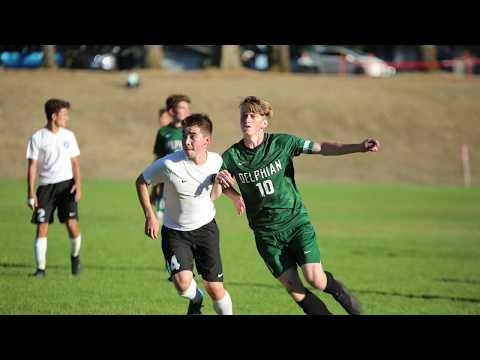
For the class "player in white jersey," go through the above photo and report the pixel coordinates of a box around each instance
[26,99,83,277]
[136,113,244,315]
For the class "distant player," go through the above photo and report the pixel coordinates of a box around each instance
[151,95,191,221]
[215,96,380,315]
[136,113,244,315]
[26,99,83,277]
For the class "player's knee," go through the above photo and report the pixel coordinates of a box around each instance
[37,223,49,237]
[306,273,327,290]
[204,282,225,301]
[174,276,192,294]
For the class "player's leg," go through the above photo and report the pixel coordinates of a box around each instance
[58,179,82,276]
[277,267,331,315]
[302,263,362,315]
[193,219,232,315]
[31,184,55,277]
[32,223,49,276]
[203,281,232,315]
[161,226,204,314]
[254,230,331,315]
[293,222,362,315]
[65,219,81,275]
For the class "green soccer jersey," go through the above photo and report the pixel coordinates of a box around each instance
[221,133,314,235]
[153,124,184,159]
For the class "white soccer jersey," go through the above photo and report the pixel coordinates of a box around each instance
[143,150,222,231]
[26,127,80,186]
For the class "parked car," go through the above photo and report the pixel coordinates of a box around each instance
[240,45,271,71]
[162,45,216,70]
[292,45,396,77]
[0,45,63,68]
[58,45,145,71]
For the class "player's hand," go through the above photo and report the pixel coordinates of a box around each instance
[145,215,160,240]
[234,196,246,215]
[216,170,236,189]
[362,138,380,152]
[27,195,38,210]
[71,183,82,202]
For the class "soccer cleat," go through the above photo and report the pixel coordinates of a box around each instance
[71,255,81,276]
[332,281,363,315]
[187,290,204,315]
[31,269,46,277]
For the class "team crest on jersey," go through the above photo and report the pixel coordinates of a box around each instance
[63,141,70,149]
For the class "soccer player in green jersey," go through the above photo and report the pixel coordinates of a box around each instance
[215,96,380,315]
[151,95,191,221]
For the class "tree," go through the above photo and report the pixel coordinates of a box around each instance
[42,45,57,69]
[145,45,164,69]
[420,45,438,71]
[270,45,290,72]
[221,45,242,70]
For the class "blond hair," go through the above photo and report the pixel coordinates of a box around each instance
[239,96,274,118]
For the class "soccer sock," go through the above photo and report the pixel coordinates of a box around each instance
[296,288,332,315]
[324,271,342,296]
[70,234,82,257]
[213,290,233,315]
[179,279,204,303]
[34,237,47,270]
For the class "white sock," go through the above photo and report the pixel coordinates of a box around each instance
[34,237,47,270]
[179,279,203,303]
[70,234,82,257]
[213,290,233,315]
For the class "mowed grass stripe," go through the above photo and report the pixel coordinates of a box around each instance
[1,180,479,314]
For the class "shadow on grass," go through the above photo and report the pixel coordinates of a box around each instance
[0,262,162,273]
[354,289,480,304]
[229,281,278,290]
[436,278,480,285]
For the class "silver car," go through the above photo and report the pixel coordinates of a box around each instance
[295,45,396,77]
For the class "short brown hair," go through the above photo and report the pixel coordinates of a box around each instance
[183,113,213,135]
[166,94,191,111]
[239,96,273,118]
[45,98,70,121]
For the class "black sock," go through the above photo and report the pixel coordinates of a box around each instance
[297,289,332,315]
[324,271,342,296]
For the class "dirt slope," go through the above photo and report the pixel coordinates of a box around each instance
[1,68,479,185]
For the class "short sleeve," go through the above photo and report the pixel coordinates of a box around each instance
[69,133,81,158]
[142,158,167,186]
[26,135,39,160]
[212,153,223,173]
[279,134,314,157]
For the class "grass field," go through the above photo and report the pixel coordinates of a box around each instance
[1,180,479,315]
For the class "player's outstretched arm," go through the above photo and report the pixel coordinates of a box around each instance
[135,174,159,240]
[312,138,380,156]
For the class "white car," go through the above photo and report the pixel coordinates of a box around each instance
[295,45,396,77]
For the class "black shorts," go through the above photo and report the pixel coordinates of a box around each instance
[161,219,223,283]
[31,179,79,225]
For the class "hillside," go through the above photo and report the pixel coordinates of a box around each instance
[1,68,479,185]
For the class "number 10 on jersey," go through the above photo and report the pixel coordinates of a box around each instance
[255,180,275,197]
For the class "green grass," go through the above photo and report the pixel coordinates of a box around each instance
[1,179,480,315]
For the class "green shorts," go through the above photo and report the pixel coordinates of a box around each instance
[254,222,321,278]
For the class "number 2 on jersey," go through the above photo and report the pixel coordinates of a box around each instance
[255,180,275,197]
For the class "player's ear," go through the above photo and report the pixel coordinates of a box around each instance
[263,118,269,129]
